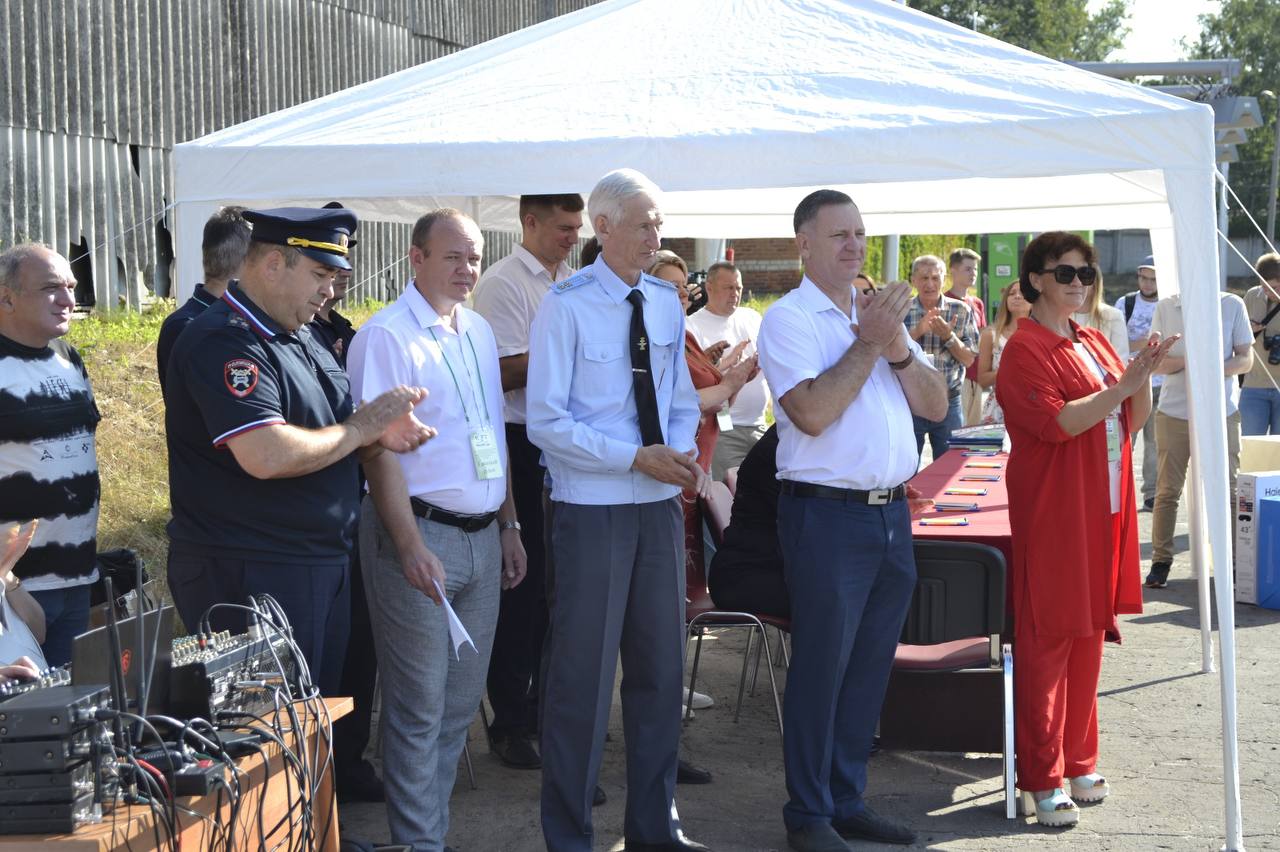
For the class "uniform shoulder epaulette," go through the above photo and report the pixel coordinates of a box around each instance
[642,271,676,290]
[551,268,594,295]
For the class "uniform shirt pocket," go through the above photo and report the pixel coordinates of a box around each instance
[580,341,628,397]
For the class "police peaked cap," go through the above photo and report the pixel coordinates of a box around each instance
[243,206,358,270]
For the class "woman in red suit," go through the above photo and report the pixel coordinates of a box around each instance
[996,232,1176,827]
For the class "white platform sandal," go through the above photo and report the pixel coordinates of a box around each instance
[1068,773,1110,803]
[1018,788,1080,827]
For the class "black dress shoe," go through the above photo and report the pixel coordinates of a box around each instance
[336,761,386,803]
[677,758,712,784]
[832,807,916,845]
[490,733,541,769]
[623,831,710,851]
[786,822,850,852]
[593,785,607,806]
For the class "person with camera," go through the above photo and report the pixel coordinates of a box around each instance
[1143,289,1252,589]
[1241,252,1280,436]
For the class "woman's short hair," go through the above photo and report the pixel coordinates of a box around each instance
[1018,231,1097,303]
[650,249,688,281]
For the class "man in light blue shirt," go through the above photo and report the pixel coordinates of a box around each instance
[527,169,708,852]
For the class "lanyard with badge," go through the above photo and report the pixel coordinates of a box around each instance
[428,327,503,480]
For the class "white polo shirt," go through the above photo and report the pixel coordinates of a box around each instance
[758,276,932,490]
[348,283,507,515]
[471,244,573,425]
[1151,292,1252,420]
[686,306,770,428]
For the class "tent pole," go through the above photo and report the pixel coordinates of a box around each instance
[1185,450,1215,673]
[1218,163,1231,291]
[882,234,900,283]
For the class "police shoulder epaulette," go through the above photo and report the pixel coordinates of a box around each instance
[551,269,594,294]
[642,272,676,290]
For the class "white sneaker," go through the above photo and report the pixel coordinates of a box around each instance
[683,687,714,710]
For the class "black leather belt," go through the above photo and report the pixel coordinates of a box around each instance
[410,497,497,533]
[779,480,906,505]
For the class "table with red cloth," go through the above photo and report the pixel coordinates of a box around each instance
[909,449,1012,573]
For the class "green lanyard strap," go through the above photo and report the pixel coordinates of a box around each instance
[427,326,490,426]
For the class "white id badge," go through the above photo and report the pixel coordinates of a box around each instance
[716,405,734,432]
[470,425,503,480]
[1104,414,1122,463]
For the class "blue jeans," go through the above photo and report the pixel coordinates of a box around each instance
[778,493,916,830]
[913,394,964,458]
[29,584,92,668]
[1240,387,1280,436]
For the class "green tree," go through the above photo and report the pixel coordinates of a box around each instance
[908,0,1130,62]
[1191,0,1280,237]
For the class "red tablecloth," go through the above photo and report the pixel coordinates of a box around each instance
[909,450,1013,573]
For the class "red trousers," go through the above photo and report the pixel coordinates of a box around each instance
[1013,629,1105,791]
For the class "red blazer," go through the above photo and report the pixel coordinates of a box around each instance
[684,331,722,474]
[996,318,1143,640]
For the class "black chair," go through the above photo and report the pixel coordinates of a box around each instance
[878,540,1015,818]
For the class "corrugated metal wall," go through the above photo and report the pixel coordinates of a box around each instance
[0,0,602,310]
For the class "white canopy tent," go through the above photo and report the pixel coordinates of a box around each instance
[170,0,1243,845]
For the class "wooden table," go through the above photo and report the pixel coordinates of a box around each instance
[0,696,351,852]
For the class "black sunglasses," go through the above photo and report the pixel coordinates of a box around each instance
[1042,264,1098,286]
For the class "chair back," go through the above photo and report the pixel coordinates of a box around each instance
[901,540,1006,645]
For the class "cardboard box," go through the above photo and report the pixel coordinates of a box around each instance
[1255,497,1280,611]
[1235,471,1280,605]
[1240,436,1280,474]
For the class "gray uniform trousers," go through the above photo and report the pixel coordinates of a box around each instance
[540,497,686,851]
[360,496,500,852]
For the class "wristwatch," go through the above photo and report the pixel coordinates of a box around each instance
[499,520,522,533]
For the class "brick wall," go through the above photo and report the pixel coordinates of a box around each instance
[661,237,802,295]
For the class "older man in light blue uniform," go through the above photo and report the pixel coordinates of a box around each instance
[528,169,709,852]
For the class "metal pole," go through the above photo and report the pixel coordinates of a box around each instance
[1268,99,1280,243]
[883,235,900,283]
[1186,451,1215,673]
[1220,162,1232,290]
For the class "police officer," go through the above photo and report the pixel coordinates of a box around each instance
[309,202,358,368]
[528,170,709,852]
[163,206,433,694]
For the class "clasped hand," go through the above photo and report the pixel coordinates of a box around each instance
[854,280,913,361]
[632,445,709,497]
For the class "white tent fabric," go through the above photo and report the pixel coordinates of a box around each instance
[170,0,1242,845]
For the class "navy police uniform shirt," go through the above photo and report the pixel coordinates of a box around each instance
[156,283,218,392]
[308,308,356,369]
[163,281,359,564]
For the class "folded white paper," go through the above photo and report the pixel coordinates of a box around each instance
[433,579,477,659]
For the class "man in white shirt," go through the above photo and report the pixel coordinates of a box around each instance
[527,170,707,852]
[1116,256,1162,509]
[471,193,583,770]
[686,262,770,479]
[348,209,527,852]
[1144,291,1252,589]
[758,190,947,852]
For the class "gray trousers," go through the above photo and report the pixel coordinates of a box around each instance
[710,422,767,481]
[540,497,686,851]
[360,497,500,852]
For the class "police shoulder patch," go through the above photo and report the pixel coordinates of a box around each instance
[642,271,676,290]
[552,269,594,295]
[224,358,260,398]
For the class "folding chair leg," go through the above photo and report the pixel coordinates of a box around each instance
[686,627,706,721]
[748,627,765,697]
[1002,643,1016,819]
[462,736,477,790]
[756,621,784,740]
[733,627,756,722]
[778,626,791,669]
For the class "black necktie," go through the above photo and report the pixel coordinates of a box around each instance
[626,288,665,446]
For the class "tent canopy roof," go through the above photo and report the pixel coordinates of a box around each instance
[173,0,1214,237]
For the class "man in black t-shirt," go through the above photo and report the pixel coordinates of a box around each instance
[156,206,250,391]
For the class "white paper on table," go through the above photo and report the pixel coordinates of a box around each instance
[433,579,477,659]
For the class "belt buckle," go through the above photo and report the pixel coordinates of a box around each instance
[867,489,891,505]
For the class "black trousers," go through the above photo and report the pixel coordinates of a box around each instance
[485,422,549,736]
[333,546,378,773]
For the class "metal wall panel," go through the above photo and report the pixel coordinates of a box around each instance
[2,0,605,309]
